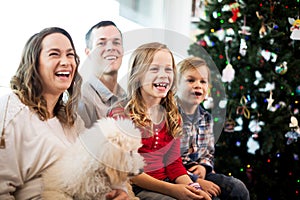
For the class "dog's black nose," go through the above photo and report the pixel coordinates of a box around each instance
[128,168,144,177]
[138,168,144,174]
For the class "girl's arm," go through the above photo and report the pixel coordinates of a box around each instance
[165,138,189,181]
[131,172,176,195]
[131,173,210,200]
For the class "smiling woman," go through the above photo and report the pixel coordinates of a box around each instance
[0,26,131,200]
[0,27,83,199]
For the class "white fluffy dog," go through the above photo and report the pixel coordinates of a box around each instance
[42,117,144,200]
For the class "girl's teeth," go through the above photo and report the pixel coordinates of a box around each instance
[154,83,167,88]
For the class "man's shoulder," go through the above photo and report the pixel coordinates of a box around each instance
[80,81,103,102]
[116,84,126,97]
[80,81,93,96]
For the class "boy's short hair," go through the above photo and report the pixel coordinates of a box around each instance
[177,56,211,83]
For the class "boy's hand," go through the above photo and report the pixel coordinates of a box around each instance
[188,164,206,179]
[197,179,221,197]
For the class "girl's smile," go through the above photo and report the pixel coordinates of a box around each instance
[140,49,174,106]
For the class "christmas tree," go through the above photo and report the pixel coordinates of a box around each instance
[188,0,300,199]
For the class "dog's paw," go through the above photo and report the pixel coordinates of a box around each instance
[126,181,140,200]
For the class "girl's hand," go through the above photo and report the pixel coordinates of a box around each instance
[170,184,211,200]
[197,179,221,197]
[188,165,206,179]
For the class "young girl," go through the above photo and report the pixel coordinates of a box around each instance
[108,42,210,200]
[176,56,250,200]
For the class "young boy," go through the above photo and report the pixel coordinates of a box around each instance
[176,57,250,200]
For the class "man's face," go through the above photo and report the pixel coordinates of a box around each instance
[87,25,123,75]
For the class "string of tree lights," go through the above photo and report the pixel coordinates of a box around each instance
[189,0,300,199]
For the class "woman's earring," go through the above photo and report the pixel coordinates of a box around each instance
[62,90,69,104]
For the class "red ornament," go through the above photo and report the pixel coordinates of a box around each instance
[228,2,241,23]
[198,39,207,47]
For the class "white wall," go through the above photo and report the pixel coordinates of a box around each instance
[0,0,142,94]
[0,0,193,96]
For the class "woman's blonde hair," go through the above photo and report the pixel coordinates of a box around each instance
[10,27,82,127]
[125,42,182,137]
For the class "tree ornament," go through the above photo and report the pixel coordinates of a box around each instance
[296,85,300,95]
[239,38,247,56]
[251,101,258,109]
[225,28,235,43]
[228,2,241,23]
[266,90,275,111]
[213,28,225,41]
[275,61,288,75]
[197,39,207,47]
[288,17,300,40]
[234,117,243,131]
[285,116,300,145]
[267,19,279,31]
[261,49,277,62]
[238,26,251,35]
[238,15,251,36]
[259,81,275,92]
[256,11,267,38]
[222,63,235,83]
[253,70,263,86]
[248,119,265,133]
[294,108,299,115]
[203,35,213,47]
[236,96,250,119]
[247,136,260,154]
[290,116,299,128]
[266,0,278,32]
[224,118,235,132]
[222,46,235,83]
[261,49,271,61]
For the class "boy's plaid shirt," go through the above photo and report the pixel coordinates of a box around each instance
[178,105,215,172]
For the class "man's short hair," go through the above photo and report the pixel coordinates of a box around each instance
[85,20,122,49]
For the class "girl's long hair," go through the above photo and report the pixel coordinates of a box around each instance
[125,42,182,138]
[10,27,82,127]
